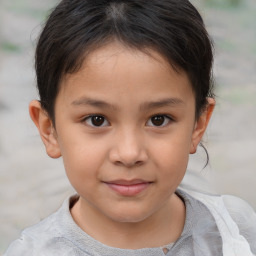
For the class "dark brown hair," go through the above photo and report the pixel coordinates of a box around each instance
[36,0,214,122]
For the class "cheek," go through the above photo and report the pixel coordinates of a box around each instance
[151,134,191,167]
[58,134,107,186]
[149,133,191,184]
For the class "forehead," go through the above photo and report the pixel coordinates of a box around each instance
[59,42,194,108]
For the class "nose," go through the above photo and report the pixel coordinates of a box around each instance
[109,128,148,167]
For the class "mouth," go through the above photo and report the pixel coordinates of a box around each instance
[103,179,153,196]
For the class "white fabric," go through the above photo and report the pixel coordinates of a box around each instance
[183,188,256,256]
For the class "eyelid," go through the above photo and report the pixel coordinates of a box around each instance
[82,114,110,127]
[146,114,174,127]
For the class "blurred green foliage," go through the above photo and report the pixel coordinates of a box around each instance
[0,42,21,53]
[2,0,54,20]
[205,0,242,8]
[221,87,256,105]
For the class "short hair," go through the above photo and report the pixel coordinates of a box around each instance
[35,0,214,122]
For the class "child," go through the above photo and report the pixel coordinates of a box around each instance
[4,0,256,255]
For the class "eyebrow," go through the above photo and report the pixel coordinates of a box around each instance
[140,98,185,111]
[71,97,184,111]
[71,97,118,110]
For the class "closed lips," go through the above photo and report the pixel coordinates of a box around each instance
[104,180,152,196]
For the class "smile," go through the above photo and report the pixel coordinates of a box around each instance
[104,180,152,196]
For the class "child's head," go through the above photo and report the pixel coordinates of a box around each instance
[30,0,215,229]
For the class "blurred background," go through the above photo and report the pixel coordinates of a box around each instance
[0,0,255,254]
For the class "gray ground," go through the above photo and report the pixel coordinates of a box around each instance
[0,0,255,254]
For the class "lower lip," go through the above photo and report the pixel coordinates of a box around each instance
[105,182,151,196]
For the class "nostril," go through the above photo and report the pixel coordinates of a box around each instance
[114,160,144,168]
[134,160,144,167]
[114,160,123,166]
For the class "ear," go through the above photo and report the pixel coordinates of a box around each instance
[29,100,61,158]
[190,98,215,154]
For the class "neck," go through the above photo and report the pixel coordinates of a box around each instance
[71,193,185,249]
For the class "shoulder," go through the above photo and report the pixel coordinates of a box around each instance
[181,188,256,227]
[4,209,61,256]
[221,194,256,253]
[195,192,256,231]
[221,194,256,224]
[4,196,81,256]
[180,188,256,254]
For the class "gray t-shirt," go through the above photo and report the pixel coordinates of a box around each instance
[4,190,223,256]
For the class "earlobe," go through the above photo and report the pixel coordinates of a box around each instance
[190,98,215,154]
[29,100,61,159]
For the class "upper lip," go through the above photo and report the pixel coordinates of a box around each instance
[104,179,152,185]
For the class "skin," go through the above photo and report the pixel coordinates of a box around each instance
[30,42,215,249]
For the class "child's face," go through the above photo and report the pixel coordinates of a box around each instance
[31,43,212,224]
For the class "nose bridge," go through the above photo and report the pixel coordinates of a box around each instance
[121,126,141,152]
[110,125,147,166]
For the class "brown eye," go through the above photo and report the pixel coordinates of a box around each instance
[151,116,165,126]
[92,116,105,126]
[146,115,171,127]
[84,115,109,127]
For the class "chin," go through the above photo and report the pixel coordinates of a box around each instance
[106,207,152,224]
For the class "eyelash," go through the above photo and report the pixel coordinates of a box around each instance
[82,114,173,128]
[82,115,110,128]
[146,114,173,127]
